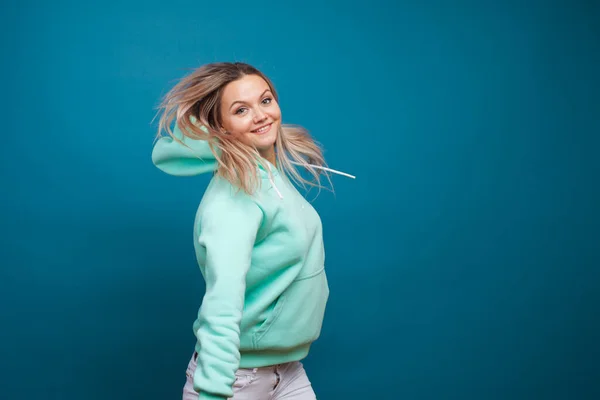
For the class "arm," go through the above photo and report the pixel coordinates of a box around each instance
[192,188,263,400]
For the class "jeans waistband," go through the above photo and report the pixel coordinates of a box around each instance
[193,351,290,373]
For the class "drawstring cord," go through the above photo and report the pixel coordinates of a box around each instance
[295,162,356,180]
[266,161,355,200]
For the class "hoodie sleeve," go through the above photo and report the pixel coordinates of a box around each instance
[151,124,218,176]
[193,181,263,400]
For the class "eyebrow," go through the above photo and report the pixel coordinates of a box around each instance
[229,89,272,111]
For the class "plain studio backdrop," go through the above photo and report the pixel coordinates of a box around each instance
[1,0,599,399]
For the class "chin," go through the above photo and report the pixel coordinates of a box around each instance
[254,137,277,151]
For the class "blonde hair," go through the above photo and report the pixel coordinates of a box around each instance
[154,62,332,195]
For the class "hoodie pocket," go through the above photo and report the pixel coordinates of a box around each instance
[252,268,329,349]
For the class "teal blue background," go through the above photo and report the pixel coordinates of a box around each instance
[1,0,599,398]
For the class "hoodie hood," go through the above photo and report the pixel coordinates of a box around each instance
[151,124,218,176]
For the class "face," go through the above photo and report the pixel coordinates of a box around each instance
[219,74,281,158]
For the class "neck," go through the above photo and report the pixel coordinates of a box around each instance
[259,146,276,166]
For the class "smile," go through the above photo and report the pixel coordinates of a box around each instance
[251,123,272,134]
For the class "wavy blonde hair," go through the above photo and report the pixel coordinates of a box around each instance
[154,62,332,195]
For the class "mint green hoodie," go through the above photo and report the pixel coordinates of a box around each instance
[152,125,349,400]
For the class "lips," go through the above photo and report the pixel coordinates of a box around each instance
[251,123,272,134]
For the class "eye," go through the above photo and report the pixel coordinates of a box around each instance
[262,97,272,105]
[235,107,247,115]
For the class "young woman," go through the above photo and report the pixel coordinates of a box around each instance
[151,62,353,400]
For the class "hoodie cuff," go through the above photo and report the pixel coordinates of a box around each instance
[198,392,228,400]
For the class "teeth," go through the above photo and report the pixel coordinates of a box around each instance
[253,124,270,133]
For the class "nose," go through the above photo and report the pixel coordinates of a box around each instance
[253,109,267,123]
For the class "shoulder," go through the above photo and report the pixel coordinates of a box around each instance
[198,175,264,221]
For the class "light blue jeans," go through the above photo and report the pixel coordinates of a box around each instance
[182,351,317,399]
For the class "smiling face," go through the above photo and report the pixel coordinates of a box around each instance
[219,74,281,162]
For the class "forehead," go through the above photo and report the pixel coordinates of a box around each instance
[221,74,271,104]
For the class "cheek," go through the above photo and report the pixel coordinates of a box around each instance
[225,116,252,135]
[270,105,282,120]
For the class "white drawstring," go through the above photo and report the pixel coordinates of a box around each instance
[266,161,355,200]
[307,164,356,179]
[266,163,284,199]
[290,161,356,179]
